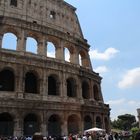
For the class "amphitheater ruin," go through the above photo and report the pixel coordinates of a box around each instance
[0,0,110,137]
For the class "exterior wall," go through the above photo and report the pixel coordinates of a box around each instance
[0,0,110,136]
[137,109,140,128]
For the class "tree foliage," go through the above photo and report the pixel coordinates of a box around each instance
[111,114,137,130]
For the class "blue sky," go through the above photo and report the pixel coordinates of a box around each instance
[65,0,140,120]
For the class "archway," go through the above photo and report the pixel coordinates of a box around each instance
[48,115,61,137]
[93,85,100,101]
[67,78,76,97]
[26,37,38,54]
[84,116,92,130]
[96,116,102,128]
[2,32,17,50]
[0,113,14,136]
[82,81,89,99]
[68,115,79,134]
[48,75,59,96]
[25,72,38,93]
[24,113,39,136]
[0,69,15,91]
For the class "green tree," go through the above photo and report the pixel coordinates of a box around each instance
[111,114,136,130]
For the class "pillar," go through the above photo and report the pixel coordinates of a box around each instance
[17,30,26,52]
[70,51,79,65]
[61,120,68,136]
[16,66,24,99]
[0,33,3,48]
[14,118,23,137]
[55,40,64,61]
[37,36,46,56]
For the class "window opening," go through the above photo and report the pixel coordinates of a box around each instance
[26,37,37,54]
[47,42,56,58]
[2,33,17,50]
[64,48,70,62]
[10,0,17,7]
[50,11,56,19]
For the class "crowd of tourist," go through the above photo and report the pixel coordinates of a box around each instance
[0,130,135,140]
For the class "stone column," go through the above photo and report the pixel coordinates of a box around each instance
[14,118,23,137]
[70,51,79,65]
[55,40,64,61]
[40,111,47,136]
[17,30,26,52]
[0,33,3,48]
[37,36,46,56]
[92,113,96,127]
[16,66,24,99]
[42,70,48,100]
[77,79,82,100]
[61,120,68,136]
[61,72,67,98]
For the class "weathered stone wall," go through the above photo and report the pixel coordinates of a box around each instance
[0,0,110,136]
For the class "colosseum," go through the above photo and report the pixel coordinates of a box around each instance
[0,0,110,137]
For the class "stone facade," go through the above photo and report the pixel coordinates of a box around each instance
[137,109,140,128]
[0,0,110,137]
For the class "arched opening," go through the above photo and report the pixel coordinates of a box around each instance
[93,85,100,101]
[68,115,79,134]
[2,33,17,50]
[96,116,102,128]
[79,54,82,66]
[84,116,92,130]
[24,114,39,136]
[0,69,15,91]
[48,75,59,96]
[0,113,14,136]
[67,78,76,97]
[47,42,56,58]
[25,72,38,93]
[64,48,70,62]
[48,115,61,137]
[79,51,89,67]
[10,0,17,7]
[26,37,38,54]
[82,81,89,99]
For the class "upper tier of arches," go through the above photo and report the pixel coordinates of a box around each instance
[0,31,92,69]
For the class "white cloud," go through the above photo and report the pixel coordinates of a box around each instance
[89,47,119,60]
[106,98,139,120]
[94,66,109,73]
[118,67,140,89]
[106,98,125,105]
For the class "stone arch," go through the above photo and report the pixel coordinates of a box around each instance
[25,71,39,94]
[64,43,75,63]
[82,80,90,99]
[96,116,102,128]
[26,37,38,54]
[84,115,92,130]
[79,50,89,67]
[0,68,15,91]
[48,114,62,137]
[47,42,56,58]
[2,32,17,50]
[24,113,40,136]
[66,77,77,97]
[48,74,60,96]
[0,112,14,136]
[93,84,100,101]
[64,47,70,62]
[67,114,80,134]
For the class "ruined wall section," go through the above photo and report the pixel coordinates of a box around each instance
[0,0,83,40]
